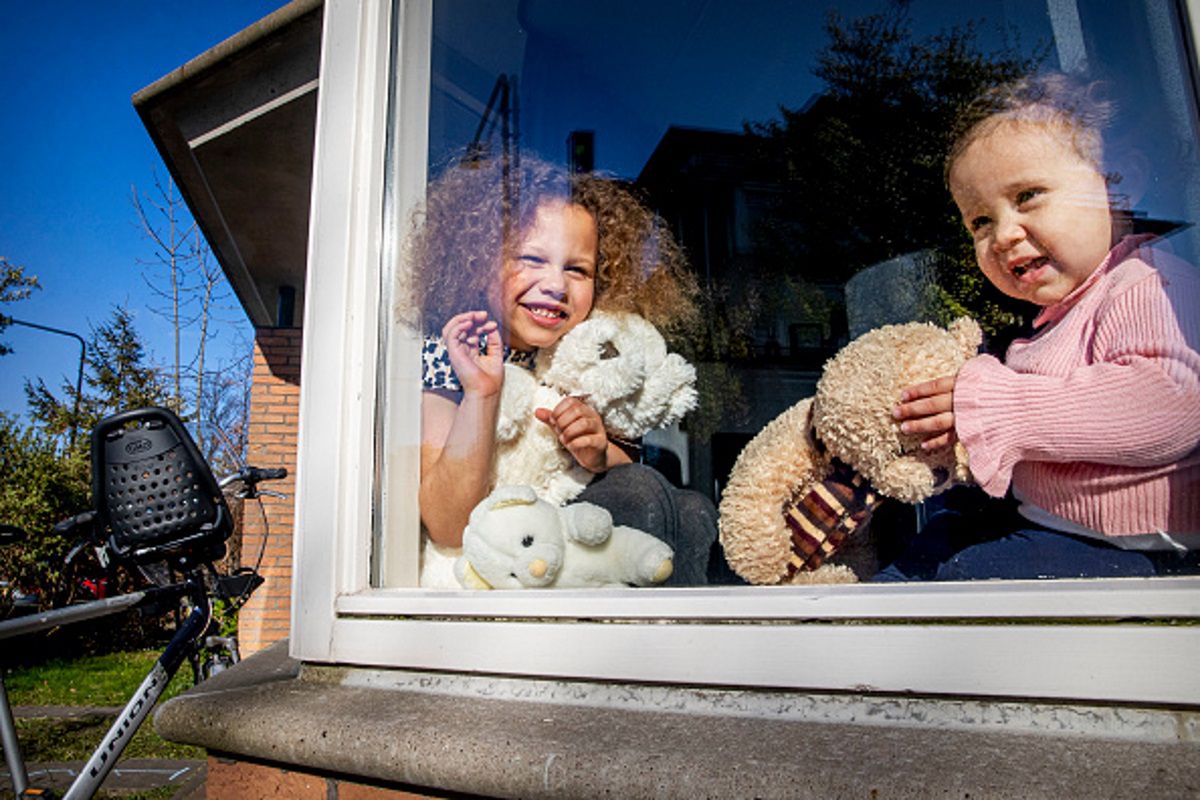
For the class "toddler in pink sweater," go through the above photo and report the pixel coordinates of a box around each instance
[877,73,1200,581]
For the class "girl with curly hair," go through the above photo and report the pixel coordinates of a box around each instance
[410,152,729,586]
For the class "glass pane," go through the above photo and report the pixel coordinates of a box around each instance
[410,0,1200,587]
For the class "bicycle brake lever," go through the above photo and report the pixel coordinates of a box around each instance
[237,488,288,500]
[65,540,89,565]
[54,510,99,542]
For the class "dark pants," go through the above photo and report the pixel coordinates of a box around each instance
[873,488,1199,582]
[575,463,741,586]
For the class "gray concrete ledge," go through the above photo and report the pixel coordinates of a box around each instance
[155,642,1200,799]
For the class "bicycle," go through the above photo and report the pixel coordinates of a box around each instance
[0,406,286,799]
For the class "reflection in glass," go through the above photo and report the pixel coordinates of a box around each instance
[422,0,1200,583]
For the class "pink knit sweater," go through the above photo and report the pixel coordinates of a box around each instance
[954,235,1200,536]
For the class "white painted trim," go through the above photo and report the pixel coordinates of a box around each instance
[291,0,394,660]
[324,617,1200,707]
[330,578,1200,704]
[376,0,431,588]
[335,576,1200,620]
[186,79,320,149]
[292,0,1200,708]
[1190,0,1200,73]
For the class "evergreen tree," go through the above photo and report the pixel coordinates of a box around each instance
[4,309,169,647]
[745,6,1047,338]
[25,306,168,451]
[0,412,90,616]
[0,256,40,355]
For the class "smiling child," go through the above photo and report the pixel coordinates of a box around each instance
[878,73,1200,581]
[409,152,729,586]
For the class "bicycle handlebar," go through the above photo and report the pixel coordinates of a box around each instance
[218,466,288,500]
[218,466,287,489]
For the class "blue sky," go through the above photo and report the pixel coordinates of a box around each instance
[0,1,289,419]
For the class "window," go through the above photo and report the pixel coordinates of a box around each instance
[291,0,1200,706]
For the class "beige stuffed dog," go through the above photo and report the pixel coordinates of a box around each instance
[493,308,697,505]
[718,318,982,585]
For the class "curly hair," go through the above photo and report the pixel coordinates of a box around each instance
[405,151,697,338]
[945,72,1115,184]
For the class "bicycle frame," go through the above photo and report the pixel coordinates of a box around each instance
[0,573,209,799]
[1,407,284,798]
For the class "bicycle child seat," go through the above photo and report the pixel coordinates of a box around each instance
[91,406,232,565]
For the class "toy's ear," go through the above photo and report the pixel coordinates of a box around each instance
[468,486,538,532]
[948,317,983,360]
[562,502,613,546]
[638,355,698,428]
[487,485,539,510]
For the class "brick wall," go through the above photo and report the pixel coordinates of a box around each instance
[237,327,302,656]
[205,756,442,799]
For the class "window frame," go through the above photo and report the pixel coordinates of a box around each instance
[290,0,1200,708]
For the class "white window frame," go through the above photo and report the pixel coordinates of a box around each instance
[291,0,1200,708]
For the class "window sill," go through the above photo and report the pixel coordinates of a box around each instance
[155,640,1200,798]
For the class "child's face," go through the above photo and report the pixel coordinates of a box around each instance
[491,201,597,351]
[949,121,1114,306]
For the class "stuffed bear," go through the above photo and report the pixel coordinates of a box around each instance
[420,310,697,587]
[454,486,675,589]
[718,318,982,585]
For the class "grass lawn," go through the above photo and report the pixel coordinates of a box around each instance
[2,650,204,766]
[4,650,194,708]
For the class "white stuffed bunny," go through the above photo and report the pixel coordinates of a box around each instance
[454,486,674,589]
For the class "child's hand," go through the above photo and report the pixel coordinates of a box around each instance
[892,375,958,450]
[443,311,503,397]
[535,396,609,473]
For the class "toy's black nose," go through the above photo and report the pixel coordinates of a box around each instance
[599,341,619,360]
[932,467,950,487]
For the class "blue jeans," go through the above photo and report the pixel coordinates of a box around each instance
[873,490,1199,582]
[575,463,741,586]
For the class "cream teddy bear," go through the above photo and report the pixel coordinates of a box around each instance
[718,318,982,585]
[420,310,697,587]
[455,486,674,589]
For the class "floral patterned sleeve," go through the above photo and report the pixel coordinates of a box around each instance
[421,335,462,392]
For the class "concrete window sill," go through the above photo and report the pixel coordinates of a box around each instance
[154,641,1200,798]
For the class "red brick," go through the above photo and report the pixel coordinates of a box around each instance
[205,757,326,799]
[337,780,446,799]
[238,327,303,656]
